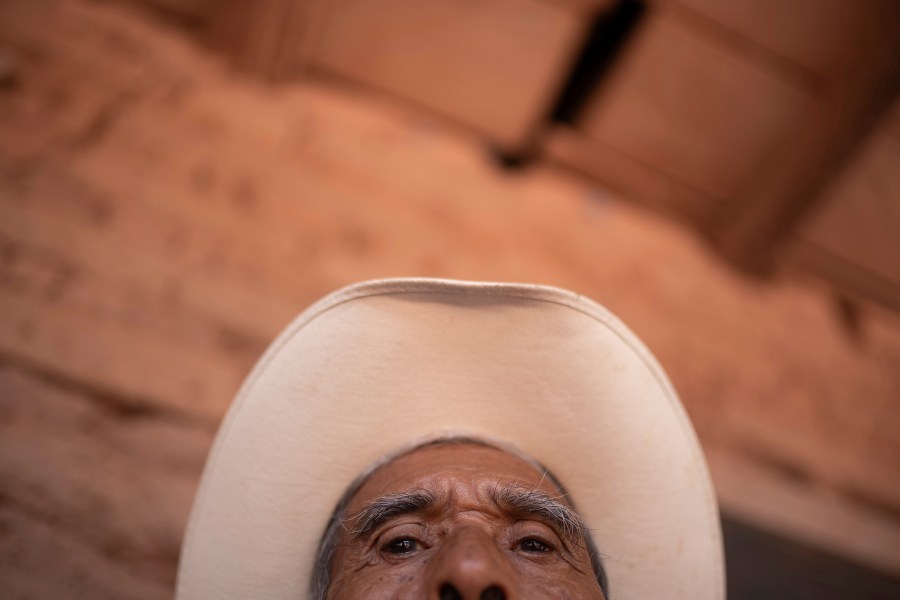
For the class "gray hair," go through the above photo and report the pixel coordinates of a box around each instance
[309,436,608,599]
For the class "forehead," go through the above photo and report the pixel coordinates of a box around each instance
[347,443,559,510]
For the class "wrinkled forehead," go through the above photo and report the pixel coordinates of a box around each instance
[344,440,566,514]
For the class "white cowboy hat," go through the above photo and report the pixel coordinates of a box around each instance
[177,278,725,599]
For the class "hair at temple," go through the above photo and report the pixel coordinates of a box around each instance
[309,436,608,599]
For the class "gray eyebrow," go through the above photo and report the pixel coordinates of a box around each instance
[344,489,438,540]
[342,484,590,549]
[490,483,589,548]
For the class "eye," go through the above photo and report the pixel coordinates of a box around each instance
[382,536,421,555]
[517,537,554,554]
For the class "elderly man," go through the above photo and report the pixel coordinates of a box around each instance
[313,437,608,599]
[177,279,724,599]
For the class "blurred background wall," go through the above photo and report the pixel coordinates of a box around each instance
[1,0,899,597]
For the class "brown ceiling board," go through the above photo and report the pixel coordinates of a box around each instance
[310,0,585,151]
[538,0,616,17]
[802,133,900,288]
[786,113,900,310]
[545,125,717,227]
[662,0,884,83]
[142,0,217,22]
[206,0,313,79]
[709,3,900,271]
[575,7,817,216]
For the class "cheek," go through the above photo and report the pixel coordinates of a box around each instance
[513,562,605,600]
[521,580,605,600]
[328,556,429,600]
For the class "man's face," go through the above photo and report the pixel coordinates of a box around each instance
[327,443,606,599]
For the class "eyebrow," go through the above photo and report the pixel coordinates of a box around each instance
[345,489,438,540]
[490,483,589,548]
[344,484,589,548]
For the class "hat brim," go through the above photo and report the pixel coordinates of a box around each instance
[177,278,724,599]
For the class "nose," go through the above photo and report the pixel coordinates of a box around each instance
[428,526,513,600]
[439,583,505,600]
